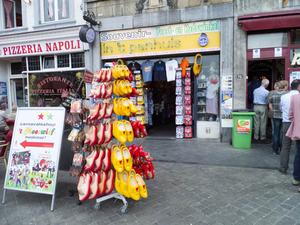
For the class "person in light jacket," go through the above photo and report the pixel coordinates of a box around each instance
[286,81,300,191]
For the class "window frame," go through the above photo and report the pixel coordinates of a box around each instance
[40,0,70,24]
[1,0,24,29]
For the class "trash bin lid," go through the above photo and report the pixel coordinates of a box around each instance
[231,109,254,112]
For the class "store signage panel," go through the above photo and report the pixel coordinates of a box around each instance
[0,38,83,58]
[274,47,282,57]
[253,49,260,58]
[100,20,220,42]
[3,108,65,210]
[101,32,220,59]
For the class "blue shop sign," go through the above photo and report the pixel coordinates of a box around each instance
[198,33,209,47]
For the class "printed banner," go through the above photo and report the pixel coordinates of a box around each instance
[4,108,65,195]
[237,119,251,134]
[101,20,220,59]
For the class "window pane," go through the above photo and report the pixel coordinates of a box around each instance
[44,0,56,22]
[290,49,300,69]
[58,0,69,20]
[71,53,85,68]
[291,29,300,46]
[15,0,22,26]
[43,56,55,69]
[248,33,288,49]
[22,57,27,71]
[11,62,23,74]
[28,56,41,71]
[3,0,15,28]
[57,54,70,68]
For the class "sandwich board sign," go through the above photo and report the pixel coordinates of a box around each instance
[2,107,65,211]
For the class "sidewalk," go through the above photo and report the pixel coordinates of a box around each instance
[0,139,299,225]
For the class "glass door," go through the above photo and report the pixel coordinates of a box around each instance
[10,77,28,107]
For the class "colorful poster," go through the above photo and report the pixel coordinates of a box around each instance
[237,119,250,134]
[3,108,65,195]
[0,82,8,107]
[221,90,233,127]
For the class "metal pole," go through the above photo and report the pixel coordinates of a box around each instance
[51,194,55,211]
[2,189,6,204]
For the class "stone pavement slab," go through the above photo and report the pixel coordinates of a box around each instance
[0,139,299,225]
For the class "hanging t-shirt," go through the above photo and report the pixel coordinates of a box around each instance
[180,58,189,77]
[127,62,141,72]
[165,59,178,82]
[142,61,154,82]
[153,61,166,81]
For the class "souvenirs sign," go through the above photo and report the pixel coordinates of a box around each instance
[2,107,65,211]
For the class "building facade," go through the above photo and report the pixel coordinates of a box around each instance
[0,0,91,111]
[87,0,234,141]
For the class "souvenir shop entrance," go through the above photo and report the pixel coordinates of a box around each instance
[102,52,220,139]
[100,20,221,139]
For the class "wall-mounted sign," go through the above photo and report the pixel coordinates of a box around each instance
[198,33,209,47]
[275,47,282,57]
[101,20,220,59]
[83,69,94,84]
[253,49,260,58]
[0,38,83,58]
[237,74,243,79]
[79,26,96,44]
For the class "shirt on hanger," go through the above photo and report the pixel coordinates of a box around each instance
[153,61,166,81]
[142,61,154,82]
[180,58,189,77]
[165,59,178,82]
[127,62,141,72]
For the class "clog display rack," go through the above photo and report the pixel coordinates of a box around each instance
[67,63,155,214]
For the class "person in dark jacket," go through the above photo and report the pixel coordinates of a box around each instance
[248,76,261,109]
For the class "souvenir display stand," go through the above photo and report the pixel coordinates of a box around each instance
[66,63,154,214]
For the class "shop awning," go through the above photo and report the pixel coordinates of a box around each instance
[238,9,300,31]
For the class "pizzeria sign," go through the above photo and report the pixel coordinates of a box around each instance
[0,38,83,58]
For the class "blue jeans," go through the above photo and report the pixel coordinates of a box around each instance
[293,140,300,185]
[272,118,282,153]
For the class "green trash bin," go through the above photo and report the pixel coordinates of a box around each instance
[231,109,256,149]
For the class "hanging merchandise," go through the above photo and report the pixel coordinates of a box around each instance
[165,59,179,82]
[128,61,142,73]
[141,60,154,82]
[180,57,189,78]
[193,54,203,76]
[153,60,167,81]
[64,62,154,214]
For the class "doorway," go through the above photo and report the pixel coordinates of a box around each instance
[10,78,28,107]
[248,59,285,103]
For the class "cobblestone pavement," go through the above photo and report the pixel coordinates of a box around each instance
[1,139,300,225]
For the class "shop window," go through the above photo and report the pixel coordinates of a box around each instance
[43,56,55,69]
[11,62,23,74]
[57,54,69,68]
[196,54,220,122]
[247,32,288,49]
[2,0,22,29]
[22,57,27,71]
[71,53,85,68]
[28,56,41,71]
[41,0,69,23]
[290,49,300,68]
[291,29,300,45]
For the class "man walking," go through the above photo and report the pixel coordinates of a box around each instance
[279,79,300,174]
[269,80,288,154]
[285,82,300,191]
[253,79,269,141]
